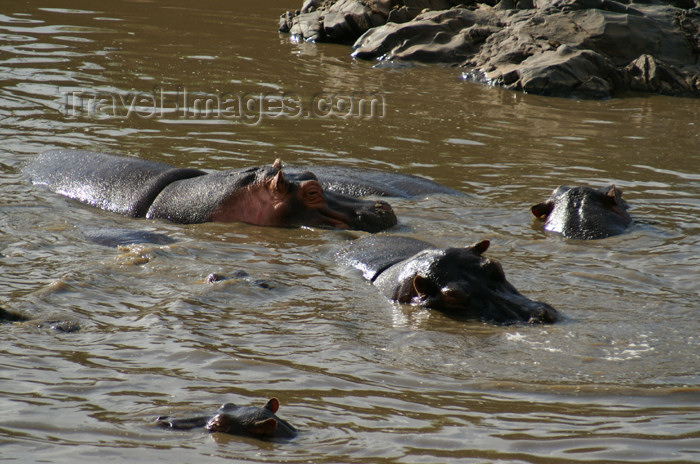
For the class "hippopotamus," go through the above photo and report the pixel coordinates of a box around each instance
[531,185,632,240]
[0,307,80,332]
[284,165,465,198]
[0,307,30,323]
[24,150,397,232]
[81,227,176,247]
[337,236,559,324]
[157,398,297,440]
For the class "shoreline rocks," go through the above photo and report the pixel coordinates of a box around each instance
[279,0,700,98]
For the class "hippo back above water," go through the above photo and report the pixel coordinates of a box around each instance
[338,235,559,325]
[531,185,631,240]
[284,165,465,198]
[24,150,397,232]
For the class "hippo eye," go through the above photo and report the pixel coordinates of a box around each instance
[301,181,326,206]
[306,186,322,199]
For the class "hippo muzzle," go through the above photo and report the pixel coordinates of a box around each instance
[281,169,397,232]
[413,270,559,324]
[321,191,397,233]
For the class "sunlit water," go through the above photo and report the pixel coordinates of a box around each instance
[1,1,698,462]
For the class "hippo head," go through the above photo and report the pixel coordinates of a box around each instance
[377,240,559,324]
[156,397,297,439]
[206,398,280,438]
[215,160,396,232]
[531,185,631,239]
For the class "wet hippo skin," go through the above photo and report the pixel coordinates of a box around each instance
[338,235,560,324]
[532,185,632,240]
[284,165,465,198]
[24,150,397,232]
[157,398,297,440]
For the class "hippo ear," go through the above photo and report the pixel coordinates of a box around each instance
[265,398,280,414]
[531,201,553,218]
[468,239,490,256]
[270,170,289,196]
[603,185,624,206]
[252,418,278,437]
[413,275,438,298]
[272,159,283,170]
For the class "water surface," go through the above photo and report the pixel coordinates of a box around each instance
[1,1,698,462]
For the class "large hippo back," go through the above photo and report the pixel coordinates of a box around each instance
[24,150,206,217]
[146,167,275,224]
[285,165,464,198]
[337,235,433,280]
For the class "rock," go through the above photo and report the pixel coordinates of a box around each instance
[353,8,500,61]
[302,0,325,13]
[387,6,416,22]
[279,0,466,42]
[367,0,396,16]
[280,0,700,98]
[288,10,324,42]
[513,46,618,98]
[624,54,700,96]
[324,0,386,42]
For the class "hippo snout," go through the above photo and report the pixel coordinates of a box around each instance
[351,200,397,233]
[493,291,561,325]
[323,192,397,233]
[524,300,560,324]
[418,281,560,324]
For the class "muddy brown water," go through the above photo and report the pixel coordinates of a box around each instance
[1,1,698,462]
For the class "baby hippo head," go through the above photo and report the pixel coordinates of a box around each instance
[206,398,297,439]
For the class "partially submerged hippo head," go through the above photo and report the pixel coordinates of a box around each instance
[340,236,559,324]
[211,160,397,232]
[206,398,297,439]
[375,240,559,324]
[531,185,631,240]
[157,398,297,440]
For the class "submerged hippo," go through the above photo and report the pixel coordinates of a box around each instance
[157,398,297,440]
[0,307,80,332]
[338,236,559,324]
[0,307,29,323]
[531,185,631,240]
[81,227,176,247]
[24,150,397,232]
[284,164,465,198]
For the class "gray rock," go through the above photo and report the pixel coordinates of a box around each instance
[513,46,618,98]
[353,8,501,62]
[289,10,324,42]
[280,0,700,98]
[324,0,385,42]
[624,53,700,96]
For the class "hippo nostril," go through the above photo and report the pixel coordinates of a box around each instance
[206,414,232,433]
[536,304,560,324]
[376,201,392,211]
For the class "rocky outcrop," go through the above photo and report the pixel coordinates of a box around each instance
[279,0,700,98]
[279,1,467,43]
